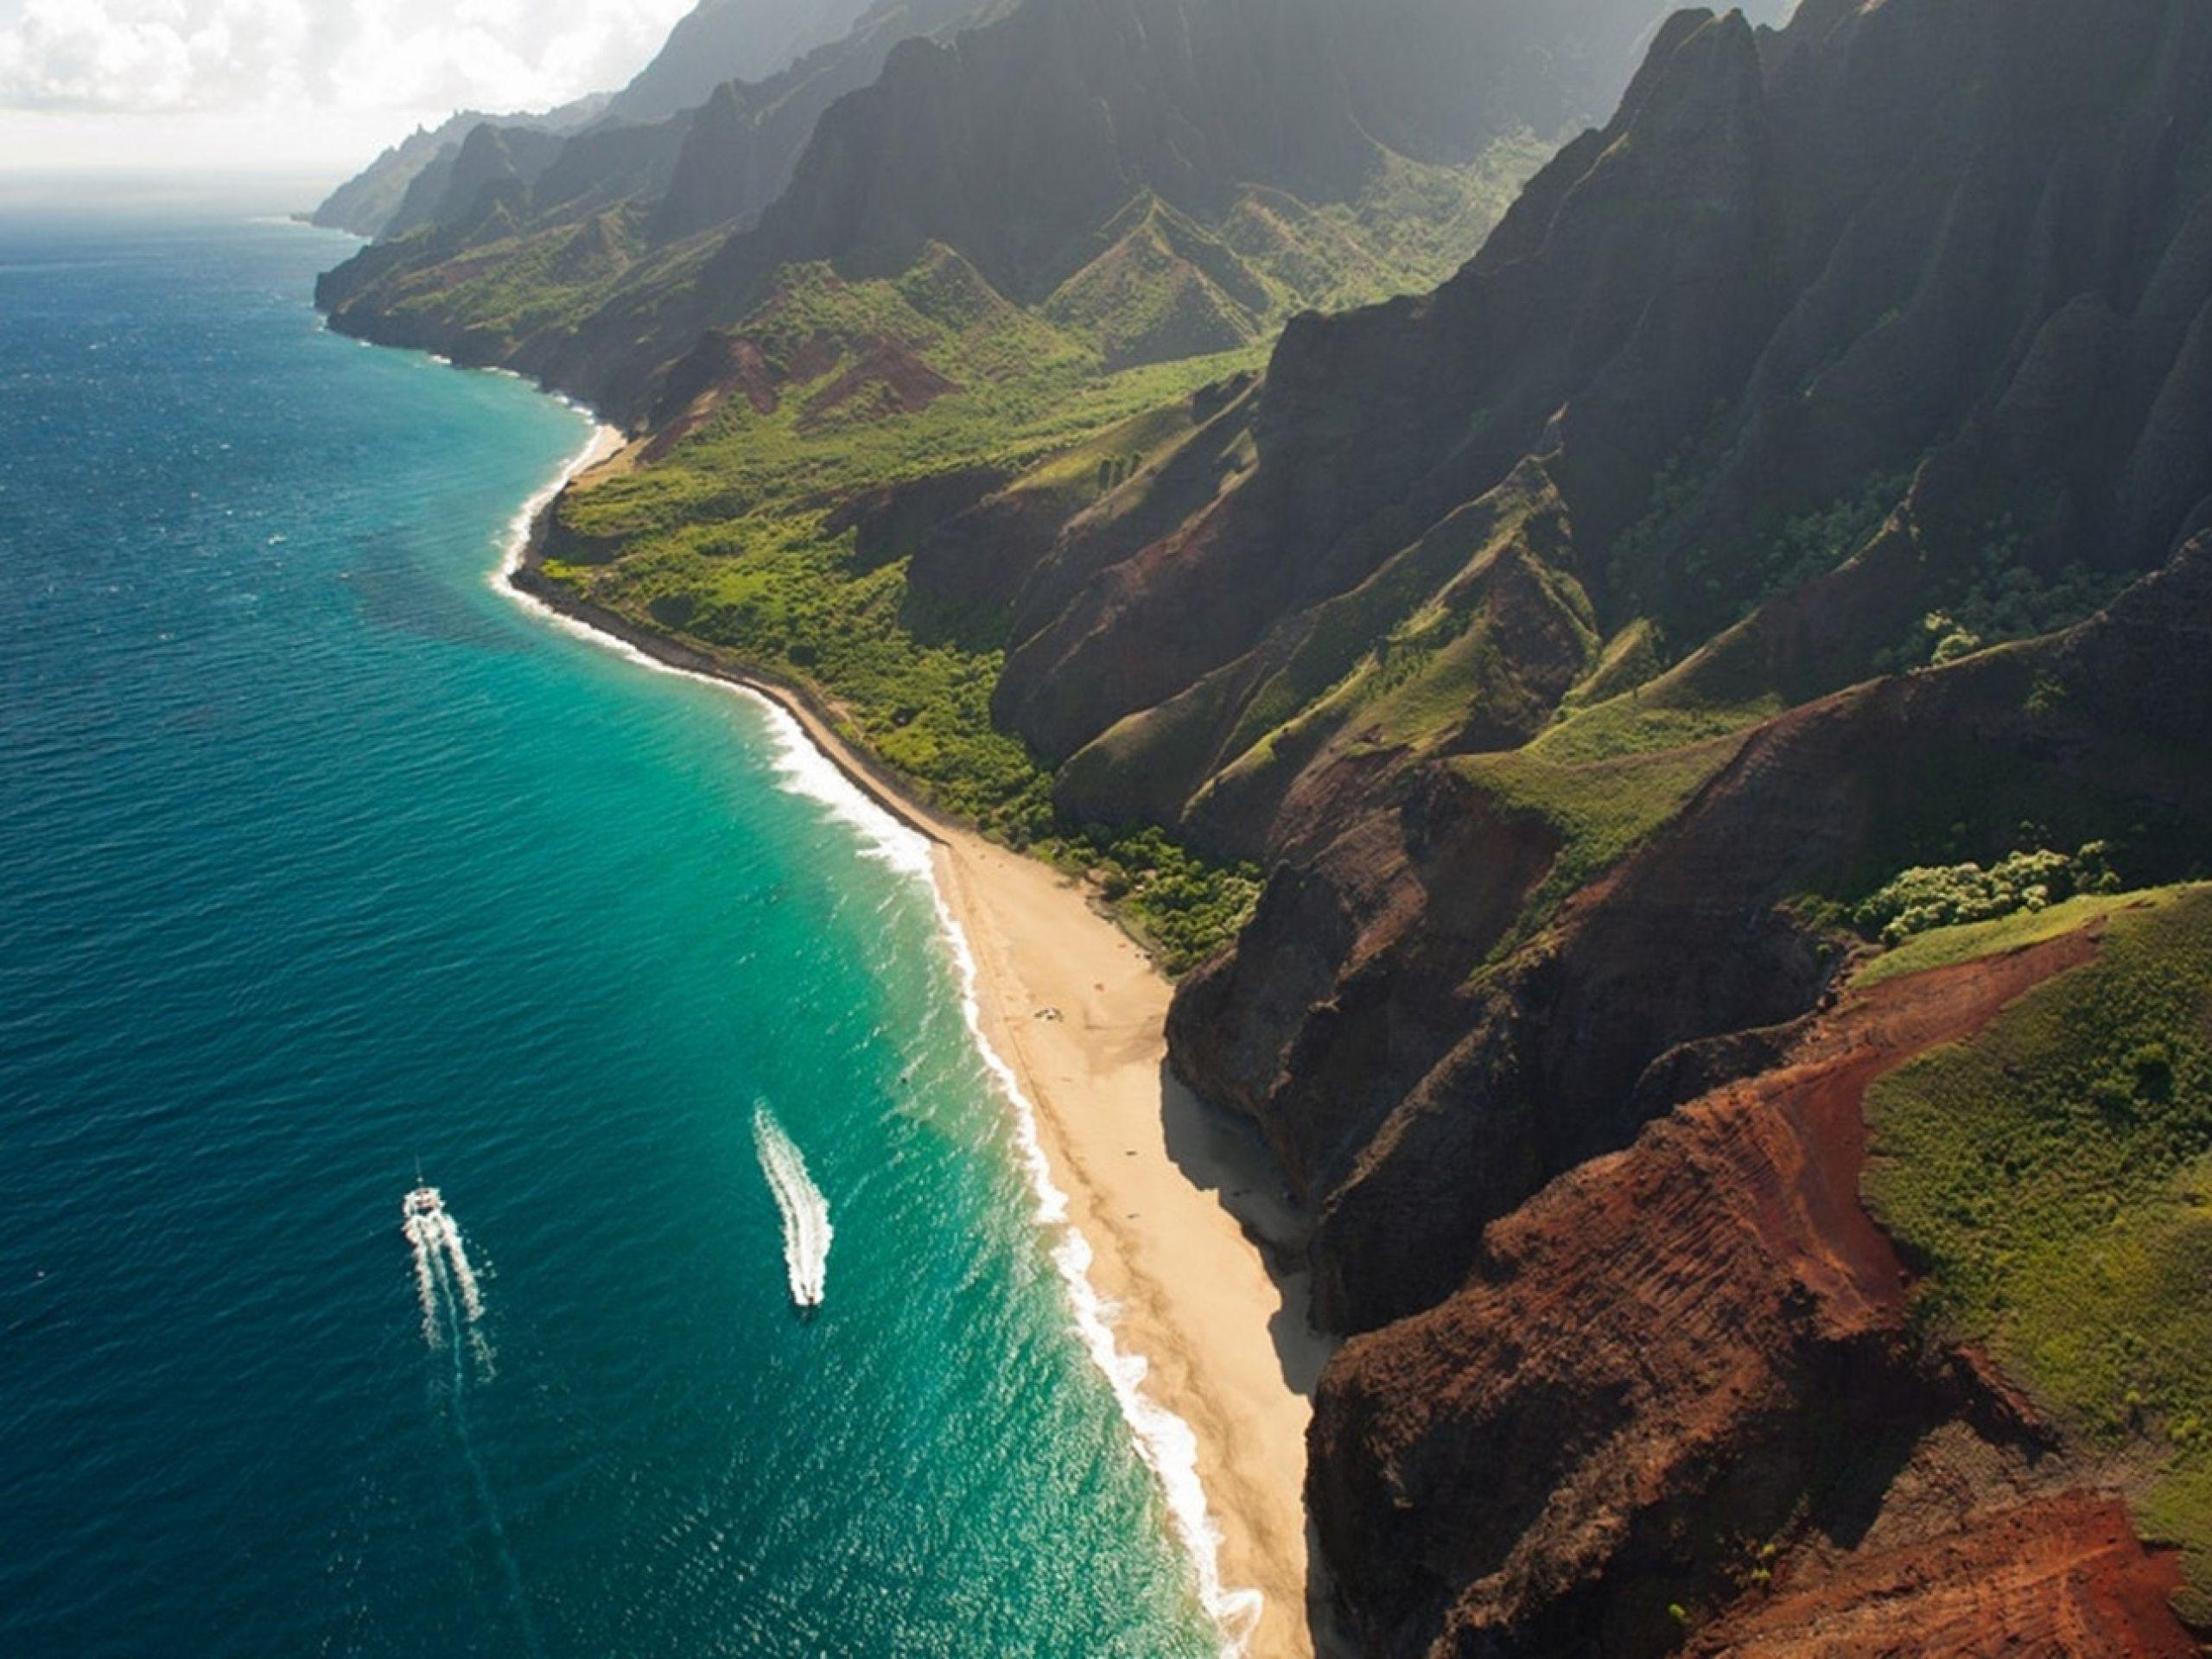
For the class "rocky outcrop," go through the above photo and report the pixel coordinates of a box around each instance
[1183,539,2212,1342]
[1307,929,2199,1656]
[991,5,1784,781]
[1688,1493,2195,1657]
[315,0,1002,404]
[602,0,885,125]
[646,0,998,241]
[411,124,569,229]
[1122,0,2212,1363]
[309,113,489,239]
[709,0,1693,304]
[315,2,2212,1649]
[310,0,899,242]
[308,98,609,239]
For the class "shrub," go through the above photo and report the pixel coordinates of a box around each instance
[1853,842,2122,945]
[1056,825,1263,975]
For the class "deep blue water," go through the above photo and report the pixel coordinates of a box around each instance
[0,211,1216,1658]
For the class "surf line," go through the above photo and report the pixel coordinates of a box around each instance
[496,420,1262,1653]
[753,1102,833,1311]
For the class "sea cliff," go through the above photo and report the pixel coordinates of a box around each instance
[318,0,2212,1649]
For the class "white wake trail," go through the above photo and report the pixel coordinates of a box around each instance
[397,1185,535,1651]
[434,1210,486,1325]
[752,1103,833,1310]
[491,418,1262,1651]
[405,1211,444,1349]
[403,1188,490,1374]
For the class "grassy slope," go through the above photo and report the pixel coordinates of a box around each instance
[546,259,1261,969]
[1849,889,2144,989]
[370,210,720,353]
[526,143,1550,971]
[489,103,2212,1630]
[1450,730,1751,956]
[1860,887,2212,1621]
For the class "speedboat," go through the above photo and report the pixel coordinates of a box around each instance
[403,1185,444,1225]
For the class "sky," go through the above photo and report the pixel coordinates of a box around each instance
[0,0,699,183]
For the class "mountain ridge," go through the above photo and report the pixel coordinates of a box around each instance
[314,0,2212,1649]
[603,0,891,124]
[307,0,938,240]
[315,0,1728,425]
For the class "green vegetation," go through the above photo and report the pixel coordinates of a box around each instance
[1862,887,2212,1619]
[1874,524,2130,673]
[539,246,1296,969]
[583,531,1050,819]
[518,143,1560,973]
[1737,472,1910,608]
[380,209,714,353]
[1848,888,2139,989]
[1060,828,1263,977]
[338,122,1559,982]
[566,254,1248,542]
[1604,451,1715,603]
[1851,842,2123,946]
[1530,680,1780,766]
[1328,137,1557,276]
[1211,488,1570,768]
[1453,729,1750,953]
[1038,142,1548,370]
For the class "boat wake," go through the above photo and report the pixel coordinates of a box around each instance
[398,1183,535,1653]
[493,423,1261,1649]
[404,1185,493,1377]
[752,1103,833,1311]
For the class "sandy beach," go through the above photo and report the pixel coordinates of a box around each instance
[933,833,1332,1658]
[518,434,1332,1659]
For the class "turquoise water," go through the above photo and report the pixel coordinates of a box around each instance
[0,211,1218,1658]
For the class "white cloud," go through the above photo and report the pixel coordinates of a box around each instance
[0,0,696,150]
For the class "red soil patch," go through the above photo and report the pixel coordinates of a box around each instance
[796,336,959,432]
[641,330,854,463]
[1692,925,2105,1322]
[1691,1491,2194,1657]
[1313,925,2201,1653]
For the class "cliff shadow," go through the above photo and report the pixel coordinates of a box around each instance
[1157,1060,1334,1399]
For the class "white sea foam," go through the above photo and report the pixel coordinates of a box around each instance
[404,1188,492,1376]
[433,1208,486,1324]
[752,702,936,880]
[494,418,623,590]
[493,415,1259,1655]
[927,887,1264,1655]
[745,688,1264,1653]
[495,427,938,891]
[405,1209,444,1349]
[752,1103,834,1309]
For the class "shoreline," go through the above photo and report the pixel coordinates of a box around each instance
[508,424,1332,1659]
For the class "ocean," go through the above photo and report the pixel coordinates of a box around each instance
[0,208,1221,1658]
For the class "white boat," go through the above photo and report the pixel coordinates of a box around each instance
[403,1185,443,1225]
